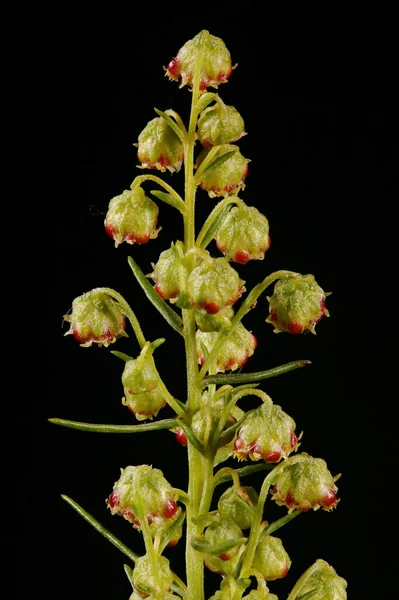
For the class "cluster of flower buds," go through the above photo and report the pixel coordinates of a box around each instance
[165,30,233,91]
[215,203,271,264]
[196,323,257,372]
[136,116,184,172]
[197,97,246,147]
[288,559,347,600]
[121,343,166,421]
[64,289,127,347]
[104,185,160,247]
[233,396,300,463]
[266,274,329,335]
[131,554,174,597]
[270,453,340,512]
[196,144,249,197]
[106,465,180,534]
[252,532,291,581]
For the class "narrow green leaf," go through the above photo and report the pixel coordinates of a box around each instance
[158,510,186,554]
[196,149,237,183]
[150,189,186,214]
[176,420,206,456]
[198,203,233,250]
[49,418,178,433]
[190,535,247,554]
[202,360,311,386]
[264,510,300,535]
[110,350,133,362]
[127,256,183,335]
[123,564,134,585]
[154,107,185,141]
[195,92,217,113]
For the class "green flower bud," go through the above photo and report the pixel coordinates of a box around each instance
[196,323,257,372]
[121,344,166,421]
[106,465,180,533]
[136,117,184,172]
[191,391,238,448]
[197,99,245,147]
[270,453,340,512]
[233,398,300,463]
[187,256,245,314]
[165,30,233,91]
[132,554,174,597]
[196,144,249,197]
[203,518,246,576]
[194,306,235,332]
[215,204,271,264]
[151,242,183,301]
[266,274,329,335]
[104,186,160,247]
[252,533,291,581]
[217,486,258,529]
[288,559,347,600]
[64,289,127,347]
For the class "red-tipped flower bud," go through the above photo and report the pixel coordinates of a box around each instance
[270,453,340,512]
[196,144,249,197]
[215,203,271,264]
[203,518,245,575]
[121,344,166,421]
[131,554,174,597]
[151,242,183,301]
[104,186,160,247]
[165,30,233,91]
[188,256,245,314]
[196,323,257,372]
[217,486,258,530]
[136,117,184,172]
[252,533,291,581]
[266,274,329,335]
[288,559,347,600]
[233,397,300,463]
[197,100,245,147]
[106,465,180,534]
[64,289,127,347]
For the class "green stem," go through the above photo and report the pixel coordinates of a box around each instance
[213,463,274,487]
[101,287,146,349]
[132,173,186,213]
[48,418,178,433]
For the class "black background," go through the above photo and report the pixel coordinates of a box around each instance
[28,6,394,600]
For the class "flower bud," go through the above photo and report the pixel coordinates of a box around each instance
[288,559,347,600]
[218,486,258,529]
[197,100,245,147]
[215,204,271,264]
[106,465,180,533]
[151,242,183,301]
[104,186,160,247]
[194,306,234,332]
[266,274,329,335]
[165,30,233,91]
[196,324,257,372]
[121,344,166,421]
[252,533,291,581]
[132,554,174,597]
[64,289,127,347]
[270,453,340,512]
[136,117,184,172]
[187,256,244,314]
[196,144,249,197]
[203,518,245,576]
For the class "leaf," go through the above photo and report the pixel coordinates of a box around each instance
[195,92,217,113]
[203,360,311,386]
[190,535,247,554]
[198,203,233,250]
[48,418,178,434]
[196,149,237,183]
[150,189,186,214]
[154,107,186,141]
[110,350,133,362]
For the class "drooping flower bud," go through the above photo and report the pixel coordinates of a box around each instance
[106,465,180,534]
[131,554,174,597]
[233,397,300,463]
[121,343,166,421]
[288,559,347,600]
[194,306,234,332]
[270,453,340,512]
[203,518,246,576]
[151,242,183,301]
[104,186,160,247]
[197,99,245,147]
[215,204,271,264]
[266,274,329,335]
[136,117,184,172]
[217,486,258,530]
[196,323,257,372]
[196,144,249,197]
[252,533,291,581]
[165,30,233,91]
[64,289,127,347]
[187,256,245,314]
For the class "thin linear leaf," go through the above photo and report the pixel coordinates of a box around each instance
[150,189,186,214]
[154,107,186,141]
[190,535,248,554]
[264,510,300,535]
[158,510,186,554]
[127,256,183,335]
[49,418,178,433]
[202,360,311,386]
[198,203,233,250]
[110,350,133,362]
[296,591,319,600]
[123,564,133,584]
[196,149,237,183]
[195,92,217,113]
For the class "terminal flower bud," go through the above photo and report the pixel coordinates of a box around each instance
[270,453,340,512]
[196,323,257,372]
[132,554,174,597]
[233,398,300,463]
[266,274,329,335]
[196,144,249,197]
[252,533,291,581]
[215,204,271,264]
[64,289,127,347]
[165,30,233,91]
[288,559,347,600]
[217,485,258,529]
[136,116,184,172]
[187,256,244,314]
[197,99,245,147]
